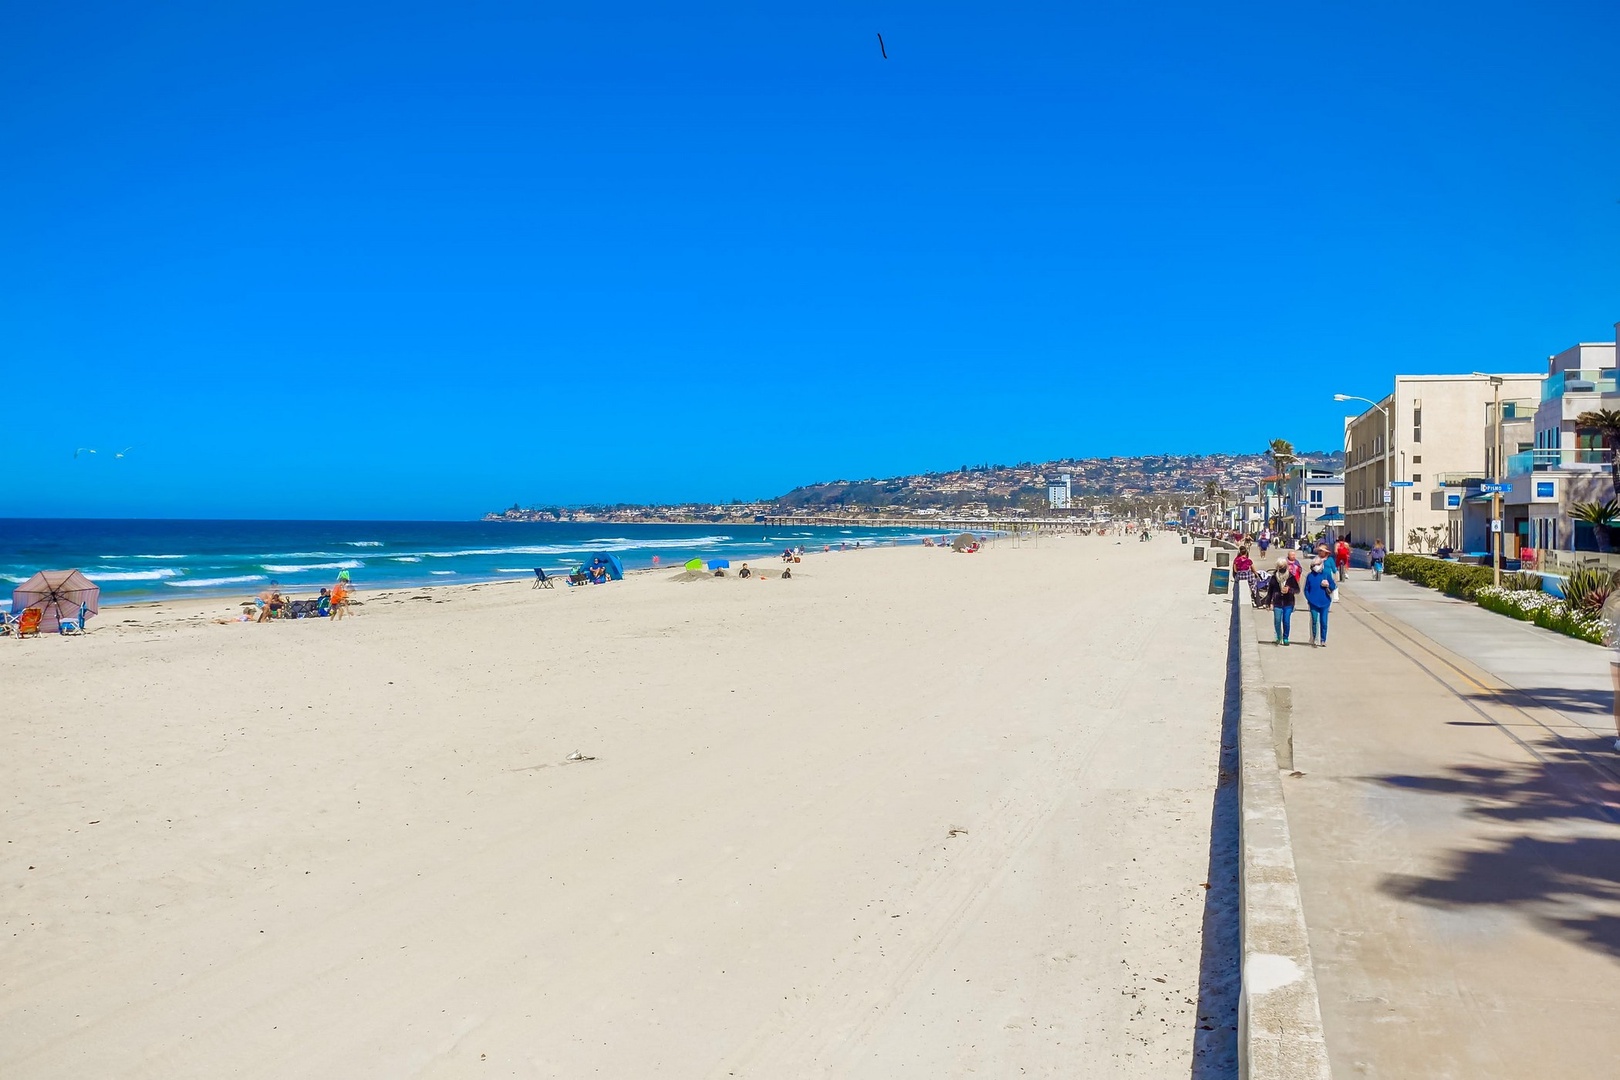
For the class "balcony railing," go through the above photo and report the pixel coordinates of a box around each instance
[1505,448,1613,476]
[1438,471,1485,487]
[1542,369,1618,401]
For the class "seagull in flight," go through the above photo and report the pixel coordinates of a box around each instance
[115,447,133,458]
[74,448,96,459]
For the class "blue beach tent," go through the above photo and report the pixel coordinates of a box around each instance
[583,554,624,581]
[708,558,731,571]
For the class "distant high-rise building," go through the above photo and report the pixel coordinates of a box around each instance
[1047,473,1072,509]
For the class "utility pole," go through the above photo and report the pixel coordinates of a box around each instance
[1489,375,1503,588]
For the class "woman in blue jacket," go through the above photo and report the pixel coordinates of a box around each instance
[1303,558,1339,647]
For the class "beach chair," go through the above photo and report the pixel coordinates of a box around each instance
[59,602,87,635]
[533,568,555,589]
[567,572,589,586]
[14,607,42,639]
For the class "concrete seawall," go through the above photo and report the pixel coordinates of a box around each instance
[1234,584,1333,1078]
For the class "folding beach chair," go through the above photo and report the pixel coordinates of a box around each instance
[532,568,555,589]
[13,607,42,639]
[59,602,88,635]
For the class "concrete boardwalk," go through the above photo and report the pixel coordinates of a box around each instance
[1248,566,1620,1078]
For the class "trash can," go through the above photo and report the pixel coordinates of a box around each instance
[1193,546,1206,561]
[1180,534,1189,544]
[1208,568,1230,594]
[1215,551,1231,568]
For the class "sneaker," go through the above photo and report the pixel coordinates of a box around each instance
[1274,637,1281,645]
[1282,639,1291,646]
[1614,738,1620,753]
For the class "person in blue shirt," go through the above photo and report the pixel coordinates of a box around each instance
[1303,559,1339,647]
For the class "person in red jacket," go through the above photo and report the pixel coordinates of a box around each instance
[1334,538,1352,583]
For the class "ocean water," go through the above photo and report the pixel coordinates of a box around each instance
[0,519,944,608]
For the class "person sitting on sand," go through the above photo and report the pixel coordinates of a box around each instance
[781,567,791,579]
[739,564,751,578]
[317,588,332,617]
[589,563,607,584]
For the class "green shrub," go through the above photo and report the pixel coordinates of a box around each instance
[1476,585,1610,645]
[1561,567,1618,616]
[1501,571,1544,592]
[1384,554,1495,600]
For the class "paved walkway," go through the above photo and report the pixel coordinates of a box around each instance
[1247,565,1620,1078]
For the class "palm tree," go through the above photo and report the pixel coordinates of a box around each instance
[1575,408,1620,496]
[1266,439,1297,533]
[1572,499,1620,553]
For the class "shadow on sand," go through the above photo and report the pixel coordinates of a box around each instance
[1190,595,1240,1079]
[1375,736,1620,962]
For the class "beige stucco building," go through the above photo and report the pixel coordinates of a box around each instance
[1342,372,1544,551]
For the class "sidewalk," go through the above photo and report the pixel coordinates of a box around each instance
[1247,566,1620,1078]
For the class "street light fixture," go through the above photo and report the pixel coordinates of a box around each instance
[1335,393,1393,555]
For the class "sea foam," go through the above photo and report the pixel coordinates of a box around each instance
[166,575,268,588]
[260,560,364,574]
[86,569,182,581]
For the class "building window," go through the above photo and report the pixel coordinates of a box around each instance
[1413,456,1422,464]
[1413,408,1422,443]
[1412,474,1421,483]
[1412,491,1422,501]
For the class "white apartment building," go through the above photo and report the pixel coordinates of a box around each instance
[1284,465,1344,538]
[1046,473,1072,509]
[1455,334,1619,559]
[1342,372,1544,551]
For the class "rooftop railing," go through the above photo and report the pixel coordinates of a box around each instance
[1542,369,1618,401]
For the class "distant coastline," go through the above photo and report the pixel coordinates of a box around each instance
[485,448,1344,524]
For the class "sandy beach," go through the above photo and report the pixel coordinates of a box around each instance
[1,538,1233,1078]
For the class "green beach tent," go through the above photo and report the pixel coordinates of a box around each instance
[684,558,704,572]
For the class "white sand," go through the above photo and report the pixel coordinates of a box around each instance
[1,539,1231,1078]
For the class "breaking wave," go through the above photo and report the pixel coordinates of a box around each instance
[166,574,268,588]
[83,569,181,581]
[259,560,365,574]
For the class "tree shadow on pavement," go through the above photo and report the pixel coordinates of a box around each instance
[1499,685,1614,718]
[1374,736,1620,962]
[1190,596,1240,1079]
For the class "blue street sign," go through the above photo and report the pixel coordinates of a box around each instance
[1479,482,1511,493]
[1389,481,1414,487]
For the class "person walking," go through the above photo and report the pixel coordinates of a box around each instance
[1335,537,1352,583]
[1263,557,1300,645]
[1258,528,1271,555]
[1304,558,1338,647]
[1370,538,1387,581]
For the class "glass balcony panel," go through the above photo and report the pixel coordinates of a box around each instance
[1543,370,1618,400]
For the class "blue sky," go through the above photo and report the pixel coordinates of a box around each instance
[4,1,1619,518]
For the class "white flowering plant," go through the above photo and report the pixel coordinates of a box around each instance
[1475,586,1610,645]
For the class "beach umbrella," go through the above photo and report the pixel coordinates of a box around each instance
[950,533,977,552]
[11,569,100,633]
[683,558,704,573]
[708,559,731,571]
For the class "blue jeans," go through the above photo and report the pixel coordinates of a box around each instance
[1272,605,1293,641]
[1309,605,1329,643]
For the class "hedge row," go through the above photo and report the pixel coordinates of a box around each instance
[1383,554,1495,601]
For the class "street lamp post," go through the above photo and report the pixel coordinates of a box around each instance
[1335,393,1392,555]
